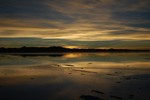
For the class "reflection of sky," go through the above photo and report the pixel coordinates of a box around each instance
[0,53,149,66]
[110,74,150,100]
[0,53,150,100]
[0,67,113,100]
[0,62,150,100]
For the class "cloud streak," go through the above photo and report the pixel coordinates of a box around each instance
[0,0,149,48]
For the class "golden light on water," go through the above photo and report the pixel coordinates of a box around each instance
[63,53,83,58]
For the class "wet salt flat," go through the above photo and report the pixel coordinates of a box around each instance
[0,53,150,100]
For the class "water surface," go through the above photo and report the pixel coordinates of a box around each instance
[0,53,150,100]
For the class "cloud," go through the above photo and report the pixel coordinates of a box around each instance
[0,0,149,48]
[0,38,149,49]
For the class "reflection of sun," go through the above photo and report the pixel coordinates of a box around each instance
[64,53,83,58]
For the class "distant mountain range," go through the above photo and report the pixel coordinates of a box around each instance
[0,46,150,53]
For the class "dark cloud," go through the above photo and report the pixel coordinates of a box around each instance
[0,38,149,49]
[0,0,74,22]
[113,11,150,21]
[0,0,149,48]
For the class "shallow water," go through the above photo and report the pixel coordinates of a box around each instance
[0,53,150,100]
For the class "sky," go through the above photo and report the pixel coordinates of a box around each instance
[0,0,150,49]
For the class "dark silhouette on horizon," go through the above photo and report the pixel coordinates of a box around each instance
[0,46,150,53]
